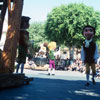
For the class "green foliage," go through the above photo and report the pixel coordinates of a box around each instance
[28,22,48,51]
[45,3,100,48]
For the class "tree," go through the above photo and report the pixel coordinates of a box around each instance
[28,22,48,52]
[45,3,100,48]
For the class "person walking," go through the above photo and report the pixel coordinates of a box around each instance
[81,25,99,86]
[48,50,55,75]
[47,42,56,75]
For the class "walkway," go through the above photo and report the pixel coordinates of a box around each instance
[0,69,100,100]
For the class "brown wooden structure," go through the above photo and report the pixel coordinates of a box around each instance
[0,0,23,73]
[0,0,33,88]
[0,73,33,89]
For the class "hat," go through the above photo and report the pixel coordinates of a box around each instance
[48,41,56,50]
[21,16,31,22]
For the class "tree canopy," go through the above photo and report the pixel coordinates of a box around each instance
[28,22,47,51]
[44,3,100,48]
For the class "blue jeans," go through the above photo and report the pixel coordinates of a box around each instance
[16,63,24,73]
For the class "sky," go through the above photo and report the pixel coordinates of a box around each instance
[22,0,100,23]
[1,0,100,47]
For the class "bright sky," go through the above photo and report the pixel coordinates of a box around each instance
[23,0,100,22]
[1,0,100,47]
[22,0,100,22]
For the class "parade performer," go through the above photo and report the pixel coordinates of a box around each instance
[47,41,56,75]
[16,16,30,73]
[81,25,99,86]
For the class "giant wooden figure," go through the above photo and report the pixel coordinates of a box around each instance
[16,16,30,73]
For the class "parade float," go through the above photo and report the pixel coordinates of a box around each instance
[0,0,33,89]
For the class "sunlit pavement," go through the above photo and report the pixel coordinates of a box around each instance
[0,69,100,100]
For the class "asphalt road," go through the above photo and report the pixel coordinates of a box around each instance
[0,69,100,100]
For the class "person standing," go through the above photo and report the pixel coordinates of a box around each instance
[48,50,55,75]
[81,25,99,86]
[47,42,56,75]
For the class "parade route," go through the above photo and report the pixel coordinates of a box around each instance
[0,69,100,100]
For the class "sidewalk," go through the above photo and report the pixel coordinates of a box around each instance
[0,69,100,100]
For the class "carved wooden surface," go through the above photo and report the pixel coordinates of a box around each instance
[0,0,23,73]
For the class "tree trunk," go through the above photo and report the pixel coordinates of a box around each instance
[0,0,23,73]
[0,0,7,39]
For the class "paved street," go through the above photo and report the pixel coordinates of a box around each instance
[0,69,100,100]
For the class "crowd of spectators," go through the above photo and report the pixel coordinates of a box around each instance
[58,58,100,79]
[24,44,100,79]
[24,55,100,79]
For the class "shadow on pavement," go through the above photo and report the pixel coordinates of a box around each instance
[0,77,100,100]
